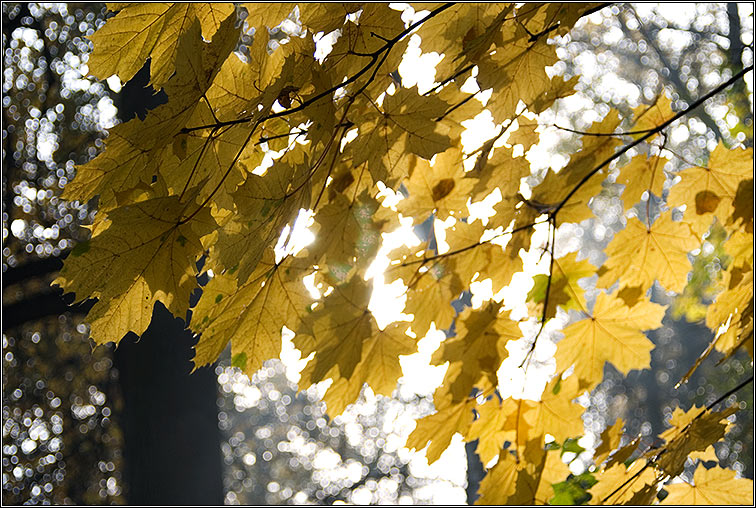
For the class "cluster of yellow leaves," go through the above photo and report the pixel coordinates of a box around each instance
[55,3,753,505]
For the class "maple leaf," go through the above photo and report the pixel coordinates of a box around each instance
[653,404,738,477]
[405,394,476,465]
[302,321,416,416]
[307,191,385,271]
[87,3,235,88]
[593,418,625,466]
[385,245,464,339]
[413,3,504,82]
[54,193,216,344]
[64,16,239,210]
[293,275,376,382]
[616,153,669,208]
[469,145,531,203]
[444,220,523,293]
[352,87,452,186]
[588,459,659,505]
[528,251,595,320]
[518,375,586,446]
[397,145,475,220]
[466,397,520,465]
[191,249,314,376]
[660,465,754,505]
[631,92,676,141]
[667,142,754,235]
[431,302,522,402]
[477,23,559,124]
[555,291,666,391]
[475,442,570,505]
[597,211,701,293]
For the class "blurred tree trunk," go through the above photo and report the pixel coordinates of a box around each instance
[113,304,224,505]
[2,61,225,504]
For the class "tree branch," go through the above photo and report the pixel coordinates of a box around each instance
[553,64,753,217]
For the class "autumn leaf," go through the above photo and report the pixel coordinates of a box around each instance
[631,92,676,141]
[466,397,520,465]
[87,3,235,88]
[528,251,595,319]
[406,394,475,465]
[191,249,314,376]
[477,23,559,124]
[54,193,216,343]
[397,145,475,220]
[660,465,754,505]
[556,291,666,391]
[667,142,754,234]
[431,302,522,403]
[302,321,417,416]
[597,211,701,293]
[653,404,738,477]
[588,459,659,505]
[617,153,669,208]
[593,418,624,466]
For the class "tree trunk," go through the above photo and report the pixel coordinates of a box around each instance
[113,303,224,505]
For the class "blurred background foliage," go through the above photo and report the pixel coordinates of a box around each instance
[2,2,753,505]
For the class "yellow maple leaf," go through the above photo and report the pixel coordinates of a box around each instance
[597,211,701,293]
[87,3,235,88]
[54,194,216,344]
[519,375,586,446]
[444,220,524,292]
[616,154,669,208]
[667,142,754,235]
[431,302,522,402]
[65,16,239,210]
[191,249,314,376]
[631,92,676,141]
[353,87,452,186]
[469,145,531,203]
[478,23,559,124]
[528,251,595,319]
[406,394,476,465]
[398,145,475,220]
[556,291,666,391]
[294,275,377,383]
[304,321,416,416]
[475,438,570,505]
[661,465,754,505]
[475,449,520,504]
[308,191,385,272]
[413,3,504,83]
[466,397,520,465]
[593,418,625,466]
[588,459,659,505]
[706,266,753,358]
[654,404,738,477]
[386,245,464,338]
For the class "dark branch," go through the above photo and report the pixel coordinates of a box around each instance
[553,65,754,217]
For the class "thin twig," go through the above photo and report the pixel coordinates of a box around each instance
[600,375,754,503]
